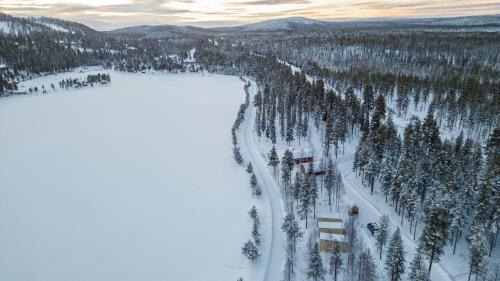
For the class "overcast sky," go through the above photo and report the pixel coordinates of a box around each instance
[1,0,499,30]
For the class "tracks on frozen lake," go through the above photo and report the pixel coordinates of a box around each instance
[239,79,285,281]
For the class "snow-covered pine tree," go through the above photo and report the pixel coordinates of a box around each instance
[358,249,377,281]
[255,185,262,196]
[249,206,259,222]
[371,94,386,130]
[408,252,429,281]
[246,161,253,174]
[467,180,493,280]
[241,240,259,261]
[260,103,267,138]
[286,117,295,145]
[292,172,302,209]
[233,146,243,165]
[380,155,395,202]
[307,243,325,281]
[385,228,405,281]
[268,146,280,175]
[419,207,449,274]
[298,171,312,228]
[329,241,342,281]
[324,158,335,211]
[249,173,260,196]
[281,149,294,191]
[376,214,390,259]
[324,109,334,157]
[449,187,467,255]
[282,211,303,274]
[307,163,318,219]
[362,85,375,122]
[252,221,261,246]
[282,212,302,250]
[255,109,262,139]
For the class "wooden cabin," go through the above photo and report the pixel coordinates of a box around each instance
[319,233,348,252]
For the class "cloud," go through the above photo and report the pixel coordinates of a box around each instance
[232,0,309,5]
[1,0,499,29]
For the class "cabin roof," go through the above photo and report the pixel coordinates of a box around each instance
[291,148,313,158]
[317,213,342,220]
[318,221,344,229]
[320,233,345,241]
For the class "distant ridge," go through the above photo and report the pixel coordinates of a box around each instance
[1,13,498,38]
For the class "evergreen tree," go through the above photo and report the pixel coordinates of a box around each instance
[419,208,449,274]
[329,242,342,281]
[233,146,243,165]
[359,249,377,281]
[468,180,493,280]
[249,173,261,196]
[307,163,319,218]
[281,149,294,190]
[298,171,312,228]
[255,109,262,139]
[292,172,302,208]
[376,215,390,259]
[362,85,375,122]
[268,146,280,175]
[246,161,253,174]
[249,206,259,222]
[408,252,429,281]
[307,243,325,281]
[252,220,261,246]
[282,211,303,275]
[371,94,386,130]
[242,240,259,261]
[324,158,335,211]
[385,228,405,281]
[282,212,303,251]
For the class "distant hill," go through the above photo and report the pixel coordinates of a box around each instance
[108,24,210,37]
[0,13,99,36]
[235,17,327,31]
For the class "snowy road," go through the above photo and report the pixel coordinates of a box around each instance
[239,79,285,281]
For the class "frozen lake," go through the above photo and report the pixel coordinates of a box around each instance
[0,72,255,281]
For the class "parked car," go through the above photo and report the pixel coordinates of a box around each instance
[367,223,379,236]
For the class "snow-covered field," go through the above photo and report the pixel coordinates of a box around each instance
[0,72,258,281]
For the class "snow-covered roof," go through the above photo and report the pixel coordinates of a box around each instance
[318,221,344,229]
[320,233,345,242]
[317,213,342,220]
[290,148,313,158]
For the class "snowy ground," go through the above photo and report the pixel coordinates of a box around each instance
[0,71,261,281]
